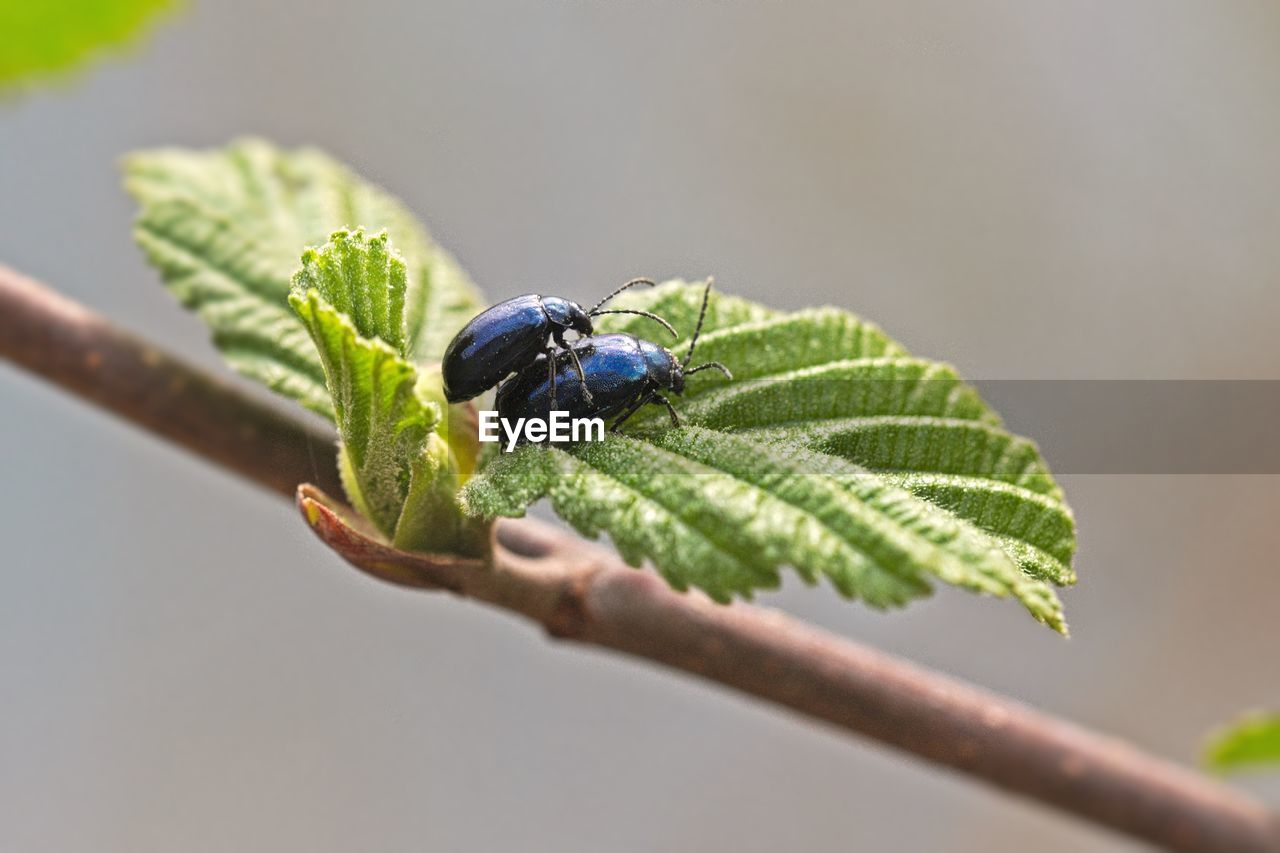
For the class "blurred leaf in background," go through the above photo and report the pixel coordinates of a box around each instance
[1205,712,1280,774]
[0,0,180,91]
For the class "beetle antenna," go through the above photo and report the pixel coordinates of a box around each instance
[682,278,714,369]
[589,309,678,337]
[685,361,733,380]
[588,278,656,315]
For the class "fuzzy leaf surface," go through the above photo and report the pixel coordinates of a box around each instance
[288,231,479,554]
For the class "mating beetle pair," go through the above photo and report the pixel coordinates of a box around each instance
[442,279,731,435]
[442,278,675,404]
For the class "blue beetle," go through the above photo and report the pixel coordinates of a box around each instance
[495,280,731,435]
[441,280,676,404]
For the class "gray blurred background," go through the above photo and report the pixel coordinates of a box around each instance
[2,2,1278,850]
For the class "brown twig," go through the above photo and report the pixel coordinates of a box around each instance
[0,266,344,498]
[1,263,1276,852]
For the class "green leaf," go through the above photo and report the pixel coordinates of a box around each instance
[288,230,482,555]
[293,228,409,353]
[1205,713,1280,774]
[288,233,432,527]
[463,282,1076,631]
[0,0,179,91]
[129,141,1076,630]
[124,138,484,419]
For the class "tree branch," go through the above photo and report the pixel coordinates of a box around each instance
[2,263,1276,853]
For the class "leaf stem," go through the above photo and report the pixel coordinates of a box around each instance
[1,262,1276,852]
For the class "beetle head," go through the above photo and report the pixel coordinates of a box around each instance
[543,297,595,337]
[638,340,685,395]
[669,364,686,395]
[567,305,595,336]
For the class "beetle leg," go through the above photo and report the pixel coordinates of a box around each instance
[546,346,557,406]
[570,353,593,403]
[609,393,654,432]
[550,327,588,402]
[651,392,682,427]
